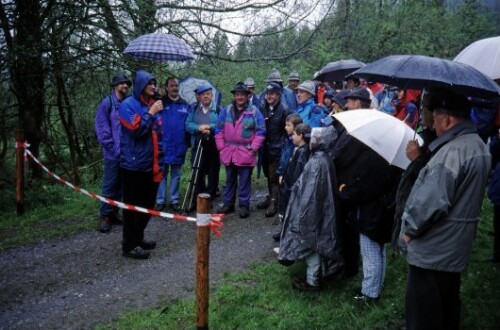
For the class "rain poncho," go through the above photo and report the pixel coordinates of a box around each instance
[278,126,343,274]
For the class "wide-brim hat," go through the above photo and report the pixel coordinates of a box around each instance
[110,74,132,87]
[427,87,470,114]
[333,89,350,109]
[296,80,316,96]
[344,87,371,104]
[244,77,256,88]
[231,82,251,94]
[265,82,282,94]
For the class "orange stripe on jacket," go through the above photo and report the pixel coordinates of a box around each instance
[152,130,162,183]
[119,114,141,130]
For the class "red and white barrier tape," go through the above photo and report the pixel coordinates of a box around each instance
[16,141,224,236]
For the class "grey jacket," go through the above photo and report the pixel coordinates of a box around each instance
[401,121,490,273]
[278,126,343,276]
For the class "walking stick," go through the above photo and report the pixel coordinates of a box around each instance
[181,137,204,213]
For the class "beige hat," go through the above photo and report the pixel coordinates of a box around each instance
[296,80,316,95]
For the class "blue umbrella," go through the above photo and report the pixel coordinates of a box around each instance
[351,55,500,99]
[179,76,222,106]
[123,33,195,62]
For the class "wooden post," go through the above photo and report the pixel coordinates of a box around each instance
[15,130,25,215]
[196,193,211,330]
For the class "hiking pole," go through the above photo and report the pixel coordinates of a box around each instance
[187,138,205,213]
[181,138,203,213]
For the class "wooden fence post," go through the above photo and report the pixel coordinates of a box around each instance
[15,129,25,215]
[196,193,211,330]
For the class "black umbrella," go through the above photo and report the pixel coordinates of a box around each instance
[351,55,500,99]
[315,59,366,83]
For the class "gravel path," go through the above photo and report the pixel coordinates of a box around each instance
[0,192,280,330]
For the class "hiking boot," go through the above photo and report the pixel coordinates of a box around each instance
[217,204,235,214]
[265,199,277,217]
[353,292,379,302]
[122,246,150,259]
[154,204,165,211]
[353,288,379,301]
[140,240,157,250]
[239,206,250,218]
[256,196,270,209]
[109,214,122,225]
[170,203,181,212]
[292,277,320,292]
[99,216,111,233]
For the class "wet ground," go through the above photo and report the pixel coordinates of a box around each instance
[0,192,280,329]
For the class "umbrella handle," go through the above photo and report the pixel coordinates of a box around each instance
[412,88,426,141]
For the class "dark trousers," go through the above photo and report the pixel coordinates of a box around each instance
[121,168,158,252]
[223,164,253,208]
[405,265,461,330]
[338,205,360,276]
[191,139,220,199]
[494,205,500,260]
[100,159,122,216]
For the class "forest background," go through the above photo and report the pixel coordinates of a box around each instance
[1,0,500,215]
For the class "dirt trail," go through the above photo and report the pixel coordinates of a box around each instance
[0,193,279,330]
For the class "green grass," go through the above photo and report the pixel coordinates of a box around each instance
[0,182,99,250]
[96,201,500,330]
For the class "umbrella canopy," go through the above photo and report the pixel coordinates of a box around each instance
[454,36,500,80]
[351,55,500,99]
[333,109,423,170]
[179,76,222,106]
[123,33,195,62]
[315,59,366,83]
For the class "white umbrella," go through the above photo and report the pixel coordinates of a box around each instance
[333,109,423,170]
[454,36,500,80]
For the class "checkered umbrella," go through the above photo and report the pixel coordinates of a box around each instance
[123,33,195,62]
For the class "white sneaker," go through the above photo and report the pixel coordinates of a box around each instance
[273,247,280,254]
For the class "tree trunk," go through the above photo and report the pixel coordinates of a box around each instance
[11,0,45,179]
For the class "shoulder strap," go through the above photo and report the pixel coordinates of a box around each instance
[106,95,114,126]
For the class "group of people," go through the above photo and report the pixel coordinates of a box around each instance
[95,66,497,330]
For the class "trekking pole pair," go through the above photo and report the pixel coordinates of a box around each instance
[181,137,204,214]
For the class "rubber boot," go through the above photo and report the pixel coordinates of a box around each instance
[265,184,279,217]
[257,194,270,209]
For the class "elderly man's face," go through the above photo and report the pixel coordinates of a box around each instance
[233,91,249,109]
[297,89,312,104]
[433,110,449,137]
[345,98,361,110]
[199,90,213,107]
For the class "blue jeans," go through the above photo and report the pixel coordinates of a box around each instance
[100,159,122,217]
[156,163,182,205]
[223,164,253,208]
[305,251,321,286]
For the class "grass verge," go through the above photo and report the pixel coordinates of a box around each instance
[96,201,500,330]
[0,183,99,251]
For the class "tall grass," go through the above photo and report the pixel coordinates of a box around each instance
[97,201,500,330]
